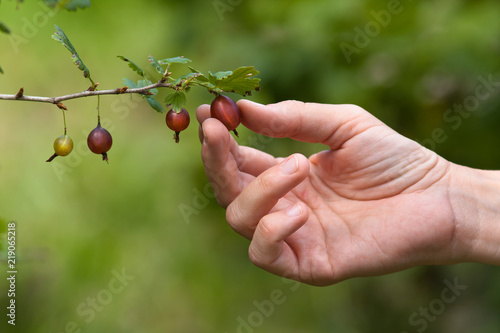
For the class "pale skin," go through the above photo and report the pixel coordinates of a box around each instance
[196,100,500,286]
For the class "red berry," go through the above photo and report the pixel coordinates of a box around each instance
[87,124,113,162]
[210,94,241,137]
[166,108,190,143]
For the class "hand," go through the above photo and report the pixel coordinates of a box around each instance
[196,100,466,286]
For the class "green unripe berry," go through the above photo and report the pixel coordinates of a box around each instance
[54,135,74,156]
[46,134,73,162]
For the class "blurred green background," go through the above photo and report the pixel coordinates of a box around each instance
[1,0,500,332]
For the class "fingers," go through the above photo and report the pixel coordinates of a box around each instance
[248,202,309,277]
[198,104,282,209]
[200,118,243,208]
[197,103,277,173]
[196,104,211,141]
[226,153,310,238]
[237,100,385,150]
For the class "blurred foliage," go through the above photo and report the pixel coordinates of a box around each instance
[0,0,499,332]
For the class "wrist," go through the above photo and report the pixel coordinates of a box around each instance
[449,164,500,264]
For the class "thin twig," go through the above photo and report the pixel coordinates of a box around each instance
[0,81,171,105]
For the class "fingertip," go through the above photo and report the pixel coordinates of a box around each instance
[236,99,264,108]
[295,153,310,171]
[284,153,310,179]
[201,118,229,144]
[285,202,309,222]
[200,118,230,162]
[196,104,211,124]
[248,202,308,274]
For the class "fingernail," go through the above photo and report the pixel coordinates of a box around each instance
[240,99,264,107]
[285,204,302,217]
[281,155,298,175]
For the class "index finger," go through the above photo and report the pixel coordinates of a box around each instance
[237,100,387,150]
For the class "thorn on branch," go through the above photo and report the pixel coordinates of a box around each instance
[15,87,24,99]
[115,86,128,94]
[160,71,172,84]
[55,102,68,110]
[87,83,100,91]
[143,91,155,96]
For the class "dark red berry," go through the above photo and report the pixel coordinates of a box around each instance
[210,94,241,137]
[166,108,190,143]
[87,124,113,163]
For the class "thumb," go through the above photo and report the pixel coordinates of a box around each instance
[237,100,386,150]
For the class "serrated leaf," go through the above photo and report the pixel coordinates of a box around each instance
[148,55,164,75]
[145,97,164,113]
[122,78,138,89]
[137,79,156,93]
[188,66,209,82]
[63,0,91,11]
[210,66,261,96]
[42,0,91,11]
[0,22,10,34]
[123,78,163,112]
[209,70,233,82]
[52,25,90,78]
[164,91,187,112]
[158,56,192,65]
[118,56,144,77]
[172,72,199,87]
[188,66,200,73]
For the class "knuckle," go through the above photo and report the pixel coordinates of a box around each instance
[225,202,245,232]
[248,245,262,266]
[258,215,277,241]
[255,172,277,194]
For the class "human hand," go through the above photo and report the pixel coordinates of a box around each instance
[196,100,487,286]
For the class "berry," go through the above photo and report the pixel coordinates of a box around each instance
[87,124,113,162]
[210,94,241,137]
[46,134,74,162]
[166,108,190,143]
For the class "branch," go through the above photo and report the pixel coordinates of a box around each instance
[0,80,171,106]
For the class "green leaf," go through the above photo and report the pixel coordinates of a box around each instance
[164,91,187,112]
[42,0,91,11]
[209,66,261,96]
[0,22,10,34]
[63,0,91,11]
[123,78,163,112]
[209,70,233,83]
[122,78,138,89]
[52,25,90,78]
[158,56,192,65]
[145,97,164,113]
[148,55,164,75]
[137,79,157,94]
[188,66,209,82]
[117,56,144,77]
[172,72,199,87]
[0,65,3,74]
